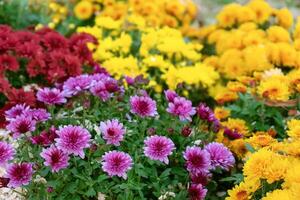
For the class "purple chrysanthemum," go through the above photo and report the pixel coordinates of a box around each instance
[6,116,36,138]
[204,142,235,171]
[0,142,15,166]
[143,135,175,164]
[164,90,178,102]
[167,97,196,121]
[24,108,51,122]
[5,163,33,188]
[40,145,69,172]
[130,95,157,117]
[101,151,133,179]
[37,87,67,105]
[100,119,126,146]
[55,125,91,158]
[31,126,58,147]
[196,103,216,123]
[63,75,93,96]
[5,104,30,121]
[190,171,211,186]
[90,81,110,101]
[188,184,207,200]
[183,146,211,174]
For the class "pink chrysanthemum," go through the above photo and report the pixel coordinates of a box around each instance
[143,135,175,164]
[188,184,207,200]
[24,108,51,122]
[6,116,36,138]
[130,95,157,117]
[0,142,15,166]
[167,97,196,121]
[183,146,211,174]
[5,104,30,121]
[37,87,67,105]
[164,90,178,103]
[55,125,91,158]
[63,75,93,96]
[99,119,125,146]
[204,142,235,171]
[5,163,33,188]
[90,81,110,101]
[101,151,133,179]
[190,171,211,186]
[40,145,69,172]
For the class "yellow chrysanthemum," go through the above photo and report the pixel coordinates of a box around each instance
[222,118,249,136]
[214,107,230,120]
[262,189,293,200]
[287,119,300,140]
[247,0,272,24]
[275,8,293,29]
[74,1,94,20]
[267,26,291,43]
[246,134,277,149]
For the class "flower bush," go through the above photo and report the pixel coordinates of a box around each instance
[1,72,236,199]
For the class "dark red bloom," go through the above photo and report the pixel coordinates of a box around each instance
[43,32,68,50]
[0,54,19,73]
[30,126,58,147]
[6,88,36,107]
[0,77,11,94]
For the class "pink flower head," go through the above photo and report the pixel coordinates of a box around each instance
[167,97,196,121]
[37,87,67,105]
[5,104,30,121]
[31,126,58,147]
[99,119,125,146]
[164,90,178,102]
[40,145,70,172]
[130,95,157,117]
[90,81,110,101]
[188,184,207,200]
[63,75,93,96]
[143,135,175,164]
[204,142,235,171]
[101,151,133,179]
[190,171,211,186]
[6,115,36,138]
[55,125,91,158]
[5,163,33,188]
[24,108,51,122]
[0,142,15,165]
[183,146,211,174]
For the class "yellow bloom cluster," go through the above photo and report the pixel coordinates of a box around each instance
[78,22,219,91]
[226,117,300,199]
[200,0,300,81]
[73,0,198,34]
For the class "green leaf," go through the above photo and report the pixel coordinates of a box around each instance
[85,187,96,197]
[245,143,256,153]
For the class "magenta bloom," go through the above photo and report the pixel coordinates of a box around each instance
[99,119,125,146]
[143,135,175,164]
[164,90,178,102]
[5,163,33,188]
[24,108,51,122]
[101,151,133,179]
[63,75,93,96]
[196,103,216,123]
[183,146,211,174]
[190,171,211,186]
[167,97,196,121]
[0,142,15,165]
[31,126,58,147]
[5,104,30,121]
[90,81,110,101]
[55,125,91,158]
[204,142,235,171]
[188,184,207,200]
[6,116,36,138]
[130,95,157,117]
[40,145,69,172]
[37,87,67,105]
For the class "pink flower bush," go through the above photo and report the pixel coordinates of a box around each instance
[183,146,211,174]
[167,97,196,121]
[37,88,67,105]
[40,145,70,172]
[6,115,36,138]
[130,95,157,117]
[5,163,33,188]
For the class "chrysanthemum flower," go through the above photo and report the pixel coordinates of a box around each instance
[55,125,91,158]
[130,95,157,117]
[196,103,216,123]
[143,135,175,164]
[24,108,51,122]
[183,146,211,174]
[190,171,211,186]
[5,163,33,188]
[6,115,36,138]
[99,119,126,146]
[5,104,30,121]
[101,151,133,179]
[40,145,69,172]
[0,142,15,165]
[188,184,207,200]
[36,87,67,105]
[63,75,93,96]
[204,142,235,171]
[167,97,196,121]
[90,81,110,101]
[164,90,178,102]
